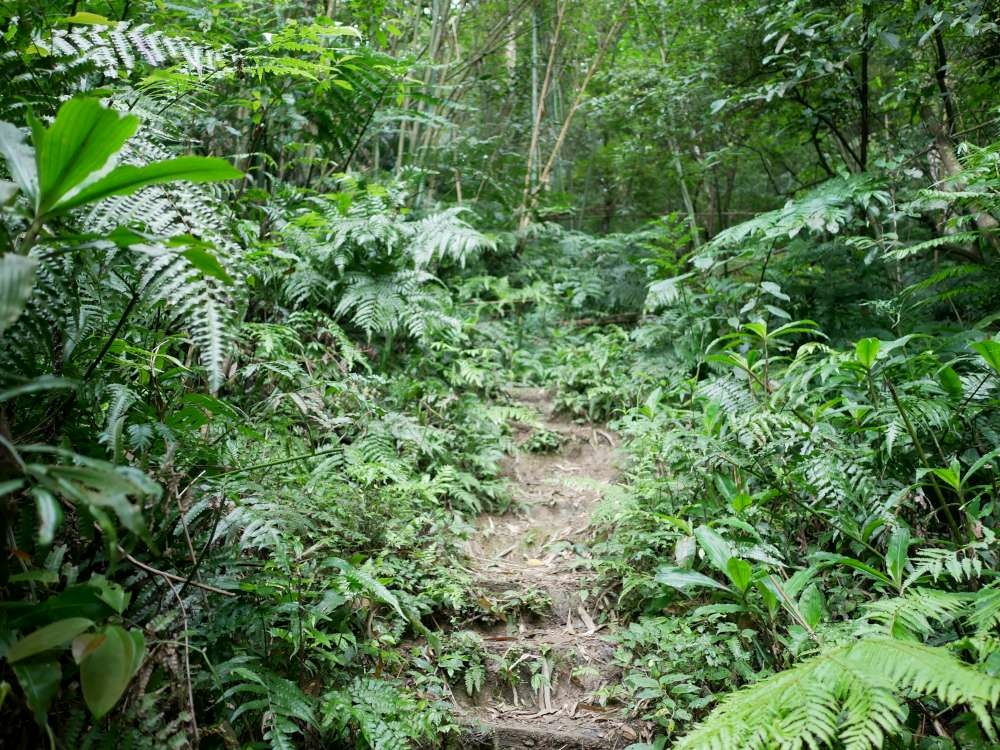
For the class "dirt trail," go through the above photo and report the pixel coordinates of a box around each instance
[453,388,640,749]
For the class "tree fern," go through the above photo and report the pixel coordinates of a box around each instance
[219,661,315,750]
[405,206,495,268]
[674,637,1000,750]
[42,21,229,79]
[968,583,1000,636]
[862,588,970,640]
[98,384,137,463]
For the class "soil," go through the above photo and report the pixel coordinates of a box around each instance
[451,387,645,749]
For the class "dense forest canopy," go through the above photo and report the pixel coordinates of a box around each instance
[1,1,1000,748]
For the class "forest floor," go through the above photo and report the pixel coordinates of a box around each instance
[453,387,642,749]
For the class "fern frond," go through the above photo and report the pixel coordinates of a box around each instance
[43,22,229,79]
[99,384,137,462]
[904,547,984,588]
[862,588,970,639]
[404,207,494,268]
[674,637,1000,750]
[968,583,1000,635]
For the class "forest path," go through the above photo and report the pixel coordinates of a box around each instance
[453,388,640,749]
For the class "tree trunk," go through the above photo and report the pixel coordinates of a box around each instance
[922,104,1000,253]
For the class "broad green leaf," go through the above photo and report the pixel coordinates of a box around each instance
[320,24,362,37]
[725,557,753,593]
[930,466,961,492]
[31,98,140,215]
[813,552,892,586]
[30,463,146,537]
[742,321,768,339]
[655,565,732,593]
[886,526,910,588]
[53,156,243,214]
[855,337,880,369]
[694,525,735,574]
[730,492,752,513]
[692,603,748,618]
[12,583,118,629]
[181,245,234,284]
[783,566,819,598]
[33,488,62,546]
[798,583,826,628]
[7,618,93,663]
[939,366,963,398]
[757,579,779,613]
[674,535,696,566]
[0,254,37,337]
[0,180,17,203]
[60,12,113,25]
[0,122,38,198]
[12,658,60,724]
[971,340,1000,376]
[90,575,128,614]
[80,626,145,719]
[0,479,25,496]
[9,569,59,584]
[0,375,75,402]
[72,633,106,664]
[771,319,824,338]
[963,447,1000,487]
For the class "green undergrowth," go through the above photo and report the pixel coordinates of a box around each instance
[2,5,1000,750]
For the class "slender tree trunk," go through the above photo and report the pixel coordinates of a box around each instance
[520,1,565,227]
[520,14,625,229]
[922,104,1000,253]
[858,0,872,170]
[933,27,958,132]
[671,136,700,248]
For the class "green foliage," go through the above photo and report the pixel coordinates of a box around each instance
[675,638,1000,750]
[2,1,1000,748]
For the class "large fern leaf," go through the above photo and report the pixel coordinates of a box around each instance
[675,637,1000,750]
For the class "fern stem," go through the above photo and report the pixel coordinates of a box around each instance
[120,548,235,597]
[17,217,42,254]
[202,445,343,477]
[885,379,964,542]
[82,292,139,381]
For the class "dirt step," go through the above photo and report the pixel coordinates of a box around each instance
[447,392,633,750]
[458,716,631,749]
